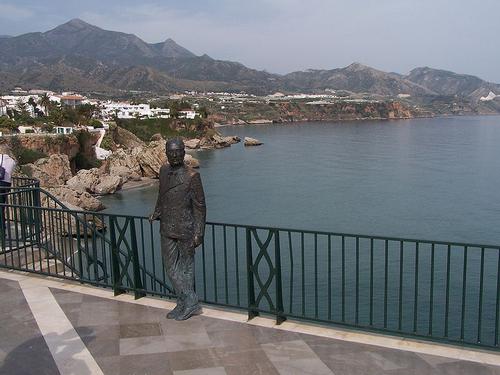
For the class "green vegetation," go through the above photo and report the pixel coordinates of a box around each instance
[115,118,202,142]
[74,130,100,170]
[8,136,47,165]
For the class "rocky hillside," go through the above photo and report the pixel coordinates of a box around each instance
[405,67,500,101]
[281,63,434,96]
[0,19,276,94]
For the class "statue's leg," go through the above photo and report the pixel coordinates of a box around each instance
[175,239,201,321]
[161,234,184,318]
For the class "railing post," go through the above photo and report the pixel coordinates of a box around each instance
[274,231,286,324]
[129,218,146,299]
[246,228,258,320]
[109,216,125,296]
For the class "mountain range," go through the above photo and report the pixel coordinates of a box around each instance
[1,18,499,102]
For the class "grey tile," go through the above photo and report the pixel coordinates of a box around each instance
[207,328,259,350]
[166,348,222,371]
[78,301,120,326]
[214,347,280,375]
[435,360,500,375]
[120,323,162,338]
[50,288,84,304]
[163,332,214,352]
[272,358,333,375]
[251,326,301,345]
[174,367,226,375]
[261,340,317,362]
[120,336,170,356]
[120,353,172,375]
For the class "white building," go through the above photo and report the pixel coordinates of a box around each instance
[56,126,74,135]
[0,99,7,116]
[101,102,172,120]
[179,110,197,119]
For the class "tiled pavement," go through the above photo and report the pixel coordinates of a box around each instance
[1,273,500,374]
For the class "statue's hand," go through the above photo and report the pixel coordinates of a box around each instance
[148,213,159,223]
[193,235,203,247]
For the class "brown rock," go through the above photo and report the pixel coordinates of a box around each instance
[45,186,105,211]
[22,154,73,187]
[94,175,122,195]
[150,133,164,142]
[66,168,100,193]
[184,139,201,149]
[244,137,263,146]
[132,140,167,178]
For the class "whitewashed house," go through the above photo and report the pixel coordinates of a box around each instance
[56,126,74,134]
[179,110,197,119]
[0,99,7,116]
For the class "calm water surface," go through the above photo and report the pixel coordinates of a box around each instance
[102,115,500,245]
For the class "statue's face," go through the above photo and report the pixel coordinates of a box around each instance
[166,145,185,167]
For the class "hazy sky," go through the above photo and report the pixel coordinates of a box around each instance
[1,0,499,82]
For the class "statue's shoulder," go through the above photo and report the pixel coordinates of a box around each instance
[159,164,171,177]
[185,166,200,179]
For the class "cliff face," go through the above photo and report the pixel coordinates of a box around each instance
[16,134,80,160]
[209,100,416,125]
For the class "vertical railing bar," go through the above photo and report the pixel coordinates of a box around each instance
[445,244,451,338]
[202,231,207,300]
[384,239,388,328]
[398,240,404,331]
[223,225,229,304]
[370,238,374,327]
[314,233,318,319]
[301,232,305,316]
[461,246,468,341]
[92,215,99,281]
[67,211,75,278]
[477,247,485,343]
[495,249,500,347]
[342,235,345,323]
[356,236,360,325]
[328,234,332,321]
[149,221,157,293]
[289,231,294,314]
[235,227,240,306]
[429,243,435,336]
[413,242,419,333]
[212,225,218,302]
[140,219,147,290]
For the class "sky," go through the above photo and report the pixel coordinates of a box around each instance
[1,0,499,82]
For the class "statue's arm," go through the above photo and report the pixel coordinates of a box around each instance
[149,169,163,222]
[191,173,206,245]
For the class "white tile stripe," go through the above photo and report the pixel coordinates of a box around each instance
[20,279,104,375]
[2,270,500,367]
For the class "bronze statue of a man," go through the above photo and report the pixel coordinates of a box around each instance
[149,138,206,321]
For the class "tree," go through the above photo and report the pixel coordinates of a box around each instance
[0,116,18,132]
[39,93,51,116]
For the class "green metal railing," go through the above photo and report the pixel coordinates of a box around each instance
[1,180,499,350]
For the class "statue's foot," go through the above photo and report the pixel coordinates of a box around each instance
[175,304,202,321]
[166,303,185,319]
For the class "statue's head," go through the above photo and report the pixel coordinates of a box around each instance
[166,138,185,167]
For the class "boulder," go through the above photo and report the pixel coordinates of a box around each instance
[22,154,73,187]
[184,154,200,169]
[184,138,201,149]
[94,175,122,195]
[244,137,263,146]
[224,136,241,145]
[66,168,100,193]
[133,140,167,178]
[199,133,232,149]
[45,186,105,211]
[101,146,144,176]
[109,166,142,184]
[150,133,164,142]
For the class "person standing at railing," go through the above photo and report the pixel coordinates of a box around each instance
[149,138,206,321]
[0,144,17,233]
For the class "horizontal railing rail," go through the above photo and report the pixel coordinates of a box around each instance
[0,182,499,351]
